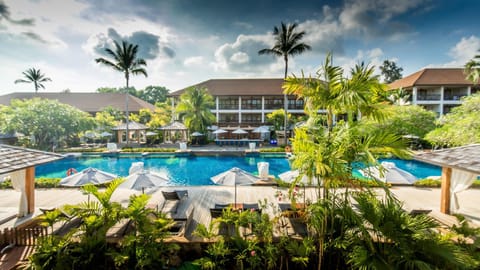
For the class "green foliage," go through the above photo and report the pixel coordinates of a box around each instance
[414,178,442,187]
[14,67,52,92]
[176,87,216,133]
[266,109,291,130]
[425,93,480,147]
[464,49,480,84]
[35,178,61,188]
[0,98,96,150]
[379,59,403,83]
[136,85,169,104]
[358,105,436,138]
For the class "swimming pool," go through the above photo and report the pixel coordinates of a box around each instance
[35,155,441,186]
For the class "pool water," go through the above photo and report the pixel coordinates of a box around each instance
[35,155,441,186]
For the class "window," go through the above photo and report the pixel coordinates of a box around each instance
[241,96,262,109]
[219,97,239,110]
[264,96,283,109]
[241,113,262,123]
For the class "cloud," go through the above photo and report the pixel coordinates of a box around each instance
[21,31,48,43]
[87,28,172,60]
[0,1,34,26]
[334,48,385,75]
[443,35,480,67]
[212,34,277,73]
[183,56,204,67]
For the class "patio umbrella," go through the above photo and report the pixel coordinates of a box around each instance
[232,128,248,134]
[212,129,227,134]
[60,167,118,187]
[252,126,270,133]
[84,131,98,139]
[211,167,260,206]
[146,131,158,136]
[279,170,320,204]
[120,170,170,193]
[191,132,204,136]
[359,161,417,184]
[100,131,113,137]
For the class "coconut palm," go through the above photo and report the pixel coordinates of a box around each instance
[464,50,480,84]
[259,22,311,144]
[176,87,215,134]
[95,40,148,145]
[14,68,51,93]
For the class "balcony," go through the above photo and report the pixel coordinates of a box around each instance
[417,94,441,101]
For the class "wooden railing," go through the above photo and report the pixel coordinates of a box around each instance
[0,226,48,248]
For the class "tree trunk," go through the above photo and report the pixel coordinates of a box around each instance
[125,73,130,146]
[284,56,289,145]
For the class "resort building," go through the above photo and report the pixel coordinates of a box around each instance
[169,78,305,128]
[388,68,479,116]
[0,92,156,115]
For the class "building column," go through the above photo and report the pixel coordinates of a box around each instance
[439,86,444,115]
[238,96,242,124]
[261,96,265,123]
[25,166,35,214]
[216,96,219,123]
[412,87,417,105]
[468,86,471,96]
[440,166,452,214]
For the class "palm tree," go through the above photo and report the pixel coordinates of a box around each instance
[464,50,480,84]
[14,68,51,93]
[95,40,148,145]
[176,87,216,135]
[259,22,311,145]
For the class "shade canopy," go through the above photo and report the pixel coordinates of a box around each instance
[120,170,170,192]
[100,131,113,137]
[359,162,417,184]
[84,131,98,139]
[191,132,204,136]
[252,126,270,133]
[279,170,320,186]
[232,128,248,134]
[60,167,118,187]
[212,129,227,134]
[145,131,158,136]
[211,167,259,205]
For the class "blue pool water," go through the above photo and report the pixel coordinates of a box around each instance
[35,155,441,186]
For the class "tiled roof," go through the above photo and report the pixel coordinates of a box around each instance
[112,121,148,130]
[169,78,285,96]
[388,68,473,89]
[0,93,156,113]
[159,121,187,130]
[415,144,480,174]
[0,144,64,175]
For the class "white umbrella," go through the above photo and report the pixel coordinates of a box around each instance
[211,167,260,205]
[359,161,417,184]
[60,167,118,187]
[279,170,320,204]
[100,131,113,137]
[120,170,170,193]
[252,126,270,133]
[232,128,248,134]
[84,131,98,139]
[191,132,204,136]
[212,129,227,134]
[146,131,158,136]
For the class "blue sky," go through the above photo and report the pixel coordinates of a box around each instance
[1,0,479,94]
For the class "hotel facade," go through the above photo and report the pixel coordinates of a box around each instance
[388,68,479,116]
[169,78,305,127]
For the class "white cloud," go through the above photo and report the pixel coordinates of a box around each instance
[443,35,480,67]
[183,56,205,67]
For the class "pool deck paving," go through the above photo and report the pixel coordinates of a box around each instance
[0,185,479,232]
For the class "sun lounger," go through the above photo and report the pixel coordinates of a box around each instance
[161,190,188,214]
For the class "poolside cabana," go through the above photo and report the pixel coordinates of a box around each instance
[0,145,63,218]
[415,144,480,214]
[112,121,148,145]
[159,121,188,143]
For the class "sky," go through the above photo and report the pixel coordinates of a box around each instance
[1,0,480,94]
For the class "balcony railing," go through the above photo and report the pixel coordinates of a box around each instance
[444,95,467,101]
[417,94,441,101]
